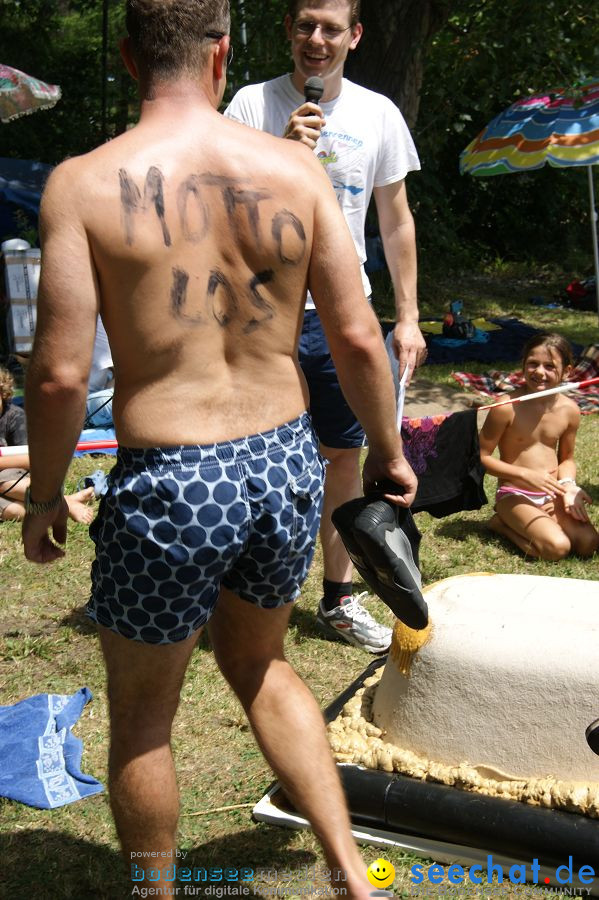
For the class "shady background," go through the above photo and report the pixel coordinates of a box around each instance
[0,0,597,275]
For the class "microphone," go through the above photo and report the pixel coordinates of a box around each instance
[304,76,324,105]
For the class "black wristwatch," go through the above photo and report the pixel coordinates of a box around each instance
[24,486,64,516]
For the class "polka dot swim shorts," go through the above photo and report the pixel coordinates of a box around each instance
[87,412,325,644]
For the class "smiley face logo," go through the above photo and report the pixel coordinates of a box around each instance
[367,858,396,889]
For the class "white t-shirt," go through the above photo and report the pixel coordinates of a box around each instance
[225,75,420,305]
[88,315,113,393]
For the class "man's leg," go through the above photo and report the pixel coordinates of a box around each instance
[98,625,200,889]
[208,587,372,900]
[319,444,363,583]
[300,311,391,654]
[316,444,392,653]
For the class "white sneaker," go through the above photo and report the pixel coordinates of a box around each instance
[316,592,392,654]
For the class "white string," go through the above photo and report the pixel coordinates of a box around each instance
[396,364,411,428]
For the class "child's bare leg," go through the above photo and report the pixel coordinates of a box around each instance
[0,486,95,524]
[65,487,96,524]
[0,500,26,521]
[491,497,570,560]
[553,498,599,558]
[488,513,541,557]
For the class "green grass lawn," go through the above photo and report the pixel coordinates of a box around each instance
[1,267,598,899]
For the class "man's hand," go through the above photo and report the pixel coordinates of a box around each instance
[283,102,325,149]
[362,451,418,507]
[22,499,69,563]
[392,321,427,384]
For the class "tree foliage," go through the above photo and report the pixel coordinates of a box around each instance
[0,0,134,162]
[412,0,599,266]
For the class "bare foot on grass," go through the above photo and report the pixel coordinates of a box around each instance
[66,487,96,524]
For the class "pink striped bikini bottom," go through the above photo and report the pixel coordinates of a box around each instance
[495,485,552,507]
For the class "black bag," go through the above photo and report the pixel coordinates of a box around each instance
[442,299,475,340]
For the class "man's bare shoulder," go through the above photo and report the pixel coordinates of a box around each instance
[223,114,329,185]
[41,141,120,208]
[39,156,90,222]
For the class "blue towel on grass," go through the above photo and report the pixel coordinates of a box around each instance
[0,687,104,808]
[74,426,118,457]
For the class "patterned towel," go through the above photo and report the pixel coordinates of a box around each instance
[452,344,599,415]
[0,687,104,808]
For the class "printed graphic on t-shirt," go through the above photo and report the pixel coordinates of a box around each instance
[317,131,365,202]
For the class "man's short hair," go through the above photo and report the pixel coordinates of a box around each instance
[286,0,360,26]
[126,0,230,81]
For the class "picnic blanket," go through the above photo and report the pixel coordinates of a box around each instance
[423,317,545,364]
[452,344,599,415]
[74,426,118,456]
[0,687,104,808]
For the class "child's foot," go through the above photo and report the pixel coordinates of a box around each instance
[66,487,96,524]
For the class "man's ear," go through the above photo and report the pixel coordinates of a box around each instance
[349,22,363,51]
[284,14,294,41]
[212,36,229,83]
[120,36,139,80]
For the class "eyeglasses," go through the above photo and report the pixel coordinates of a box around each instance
[205,31,234,66]
[293,20,352,41]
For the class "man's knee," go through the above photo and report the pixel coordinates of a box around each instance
[321,445,361,476]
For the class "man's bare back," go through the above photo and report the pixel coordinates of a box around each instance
[46,107,339,447]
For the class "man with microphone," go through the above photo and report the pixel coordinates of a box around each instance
[225,0,426,654]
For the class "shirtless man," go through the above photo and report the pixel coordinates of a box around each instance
[22,1,416,894]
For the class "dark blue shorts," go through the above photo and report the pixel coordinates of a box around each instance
[87,413,325,645]
[299,309,366,449]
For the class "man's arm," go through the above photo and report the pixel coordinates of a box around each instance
[374,180,426,382]
[307,158,417,505]
[22,160,100,562]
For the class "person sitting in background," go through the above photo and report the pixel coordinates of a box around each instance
[479,333,599,560]
[85,315,114,427]
[0,366,95,523]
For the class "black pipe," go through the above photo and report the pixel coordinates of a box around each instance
[338,766,599,869]
[322,659,599,870]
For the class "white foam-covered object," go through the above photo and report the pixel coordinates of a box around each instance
[373,573,599,782]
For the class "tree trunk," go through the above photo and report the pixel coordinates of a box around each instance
[345,0,450,128]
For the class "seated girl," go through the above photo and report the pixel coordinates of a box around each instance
[479,333,599,560]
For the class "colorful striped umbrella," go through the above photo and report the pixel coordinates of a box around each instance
[459,78,599,320]
[0,64,61,123]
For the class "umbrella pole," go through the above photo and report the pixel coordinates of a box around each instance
[588,165,599,324]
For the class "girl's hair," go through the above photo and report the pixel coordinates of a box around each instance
[0,366,15,405]
[521,332,573,370]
